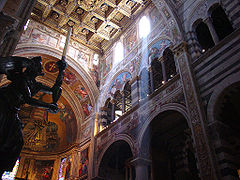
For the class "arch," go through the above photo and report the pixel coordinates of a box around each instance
[187,0,219,32]
[208,71,240,124]
[194,20,215,51]
[96,134,135,174]
[163,47,177,81]
[14,44,99,104]
[209,4,234,40]
[138,103,190,150]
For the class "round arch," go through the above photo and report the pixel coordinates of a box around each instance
[138,103,190,151]
[207,71,240,124]
[96,134,135,175]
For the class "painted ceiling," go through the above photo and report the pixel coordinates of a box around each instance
[31,0,150,53]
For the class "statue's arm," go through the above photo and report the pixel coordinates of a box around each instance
[21,81,59,113]
[25,97,59,113]
[35,82,53,94]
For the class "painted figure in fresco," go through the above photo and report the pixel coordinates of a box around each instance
[0,56,66,175]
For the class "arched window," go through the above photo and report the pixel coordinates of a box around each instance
[114,91,123,120]
[211,5,234,40]
[114,42,124,65]
[123,82,132,112]
[140,68,151,99]
[163,48,176,81]
[151,59,163,91]
[195,21,215,52]
[139,16,151,38]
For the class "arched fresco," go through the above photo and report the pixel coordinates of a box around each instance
[20,92,77,153]
[108,72,132,97]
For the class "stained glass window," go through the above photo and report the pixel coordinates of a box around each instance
[1,159,20,180]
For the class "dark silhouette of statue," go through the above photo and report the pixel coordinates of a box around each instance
[0,56,66,176]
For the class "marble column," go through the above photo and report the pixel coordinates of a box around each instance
[131,157,151,180]
[161,58,167,82]
[205,17,219,45]
[186,31,202,59]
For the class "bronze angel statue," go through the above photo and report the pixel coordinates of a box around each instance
[0,56,67,176]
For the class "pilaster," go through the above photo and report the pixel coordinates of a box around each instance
[173,41,218,180]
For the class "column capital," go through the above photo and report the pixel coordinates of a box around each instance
[129,75,139,85]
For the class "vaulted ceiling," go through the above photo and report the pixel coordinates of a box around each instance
[31,0,150,53]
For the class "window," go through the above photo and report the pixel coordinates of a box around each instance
[24,19,30,30]
[163,48,176,81]
[211,6,234,40]
[151,59,163,90]
[195,21,215,52]
[114,42,124,64]
[114,91,123,120]
[139,16,150,38]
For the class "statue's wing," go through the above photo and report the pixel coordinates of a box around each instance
[0,56,29,74]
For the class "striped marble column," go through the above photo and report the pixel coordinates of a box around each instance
[186,31,202,60]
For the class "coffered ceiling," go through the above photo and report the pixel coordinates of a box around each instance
[31,0,150,53]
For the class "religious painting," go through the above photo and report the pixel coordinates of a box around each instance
[108,72,131,96]
[148,39,172,60]
[79,148,89,179]
[102,54,113,77]
[64,71,77,86]
[31,29,48,44]
[162,6,171,19]
[32,160,54,180]
[125,27,137,55]
[58,102,77,144]
[20,92,77,153]
[149,7,163,27]
[82,101,93,118]
[74,85,88,101]
[48,36,58,47]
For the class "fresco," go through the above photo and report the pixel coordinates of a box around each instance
[149,7,163,27]
[108,72,131,96]
[64,71,77,86]
[102,53,113,78]
[44,61,58,73]
[58,155,72,180]
[20,92,77,153]
[82,101,93,118]
[125,27,137,55]
[42,57,93,120]
[148,39,171,63]
[139,39,171,72]
[79,148,89,179]
[74,84,88,101]
[18,20,96,74]
[32,160,54,180]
